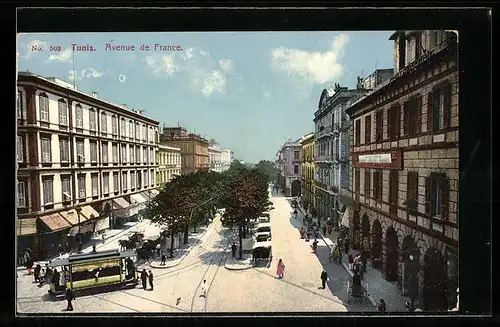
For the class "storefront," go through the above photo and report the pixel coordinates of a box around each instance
[37,212,73,259]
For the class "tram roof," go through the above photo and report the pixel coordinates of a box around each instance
[47,250,136,267]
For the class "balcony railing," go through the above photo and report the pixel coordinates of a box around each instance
[316,125,333,138]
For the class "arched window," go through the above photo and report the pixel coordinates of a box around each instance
[112,115,118,136]
[75,104,83,129]
[120,117,126,138]
[101,111,107,134]
[135,122,140,140]
[142,124,147,142]
[129,120,134,139]
[58,99,68,127]
[89,108,97,131]
[39,93,49,123]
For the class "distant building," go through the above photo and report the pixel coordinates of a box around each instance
[160,126,210,174]
[16,72,160,260]
[156,145,181,186]
[276,139,302,197]
[220,149,234,172]
[208,139,223,173]
[299,133,315,213]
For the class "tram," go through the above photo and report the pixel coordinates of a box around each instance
[47,249,138,297]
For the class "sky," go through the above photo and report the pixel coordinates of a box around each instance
[17,32,394,163]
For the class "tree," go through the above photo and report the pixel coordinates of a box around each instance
[226,159,246,176]
[255,160,279,183]
[219,168,272,260]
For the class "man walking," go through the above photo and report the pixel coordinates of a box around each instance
[160,251,166,265]
[320,270,328,289]
[148,270,154,291]
[65,287,75,311]
[231,242,237,258]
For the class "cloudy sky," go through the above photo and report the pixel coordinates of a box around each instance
[17,32,394,163]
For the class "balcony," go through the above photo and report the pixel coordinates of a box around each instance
[316,125,333,140]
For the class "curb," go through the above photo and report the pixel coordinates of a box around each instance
[224,263,253,271]
[148,214,220,269]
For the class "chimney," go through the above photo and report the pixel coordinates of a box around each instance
[92,92,98,98]
[122,104,127,109]
[356,76,363,90]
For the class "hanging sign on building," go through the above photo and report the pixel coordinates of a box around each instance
[353,149,402,169]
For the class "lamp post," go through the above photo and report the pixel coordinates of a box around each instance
[75,205,83,253]
[408,253,417,311]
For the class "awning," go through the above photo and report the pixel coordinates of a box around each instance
[39,213,72,232]
[17,218,37,236]
[59,209,86,226]
[94,217,110,232]
[80,205,100,220]
[341,207,352,228]
[130,192,148,205]
[113,197,130,209]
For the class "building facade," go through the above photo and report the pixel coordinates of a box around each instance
[161,126,210,174]
[220,148,234,172]
[313,84,369,226]
[300,133,315,213]
[342,30,458,311]
[208,139,223,173]
[16,72,160,259]
[156,144,181,187]
[276,139,302,197]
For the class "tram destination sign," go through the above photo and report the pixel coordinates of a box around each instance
[352,149,402,169]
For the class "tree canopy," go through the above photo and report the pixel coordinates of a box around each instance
[255,160,279,183]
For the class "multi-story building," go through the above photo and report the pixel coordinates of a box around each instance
[220,148,234,172]
[208,139,223,173]
[16,72,160,259]
[156,144,181,186]
[160,126,210,174]
[313,83,369,226]
[299,133,315,213]
[276,139,302,197]
[342,30,458,311]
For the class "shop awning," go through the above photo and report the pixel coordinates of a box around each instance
[94,217,110,233]
[59,209,87,226]
[39,213,72,232]
[130,192,148,205]
[341,207,352,228]
[80,205,100,220]
[113,197,130,209]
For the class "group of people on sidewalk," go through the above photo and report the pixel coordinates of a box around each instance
[140,269,154,290]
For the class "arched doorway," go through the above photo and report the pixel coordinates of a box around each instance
[423,248,447,311]
[371,220,382,269]
[361,214,371,253]
[352,210,360,250]
[291,179,301,197]
[401,235,420,302]
[384,227,399,282]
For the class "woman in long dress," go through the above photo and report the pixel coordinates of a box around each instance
[276,259,285,279]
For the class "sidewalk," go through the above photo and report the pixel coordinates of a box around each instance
[296,205,410,312]
[224,226,253,270]
[149,213,221,269]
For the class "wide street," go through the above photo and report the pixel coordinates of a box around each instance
[17,188,373,313]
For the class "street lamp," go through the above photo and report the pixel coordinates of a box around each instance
[75,205,83,253]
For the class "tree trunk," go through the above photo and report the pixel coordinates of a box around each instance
[238,224,243,260]
[242,220,247,239]
[169,226,175,259]
[183,223,189,244]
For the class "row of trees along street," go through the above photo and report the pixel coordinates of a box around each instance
[145,160,278,260]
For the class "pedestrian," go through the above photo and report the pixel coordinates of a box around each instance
[201,279,207,297]
[148,270,154,290]
[348,253,354,271]
[327,225,332,235]
[276,259,285,279]
[300,227,305,239]
[102,233,106,244]
[361,251,368,273]
[377,299,387,313]
[140,269,147,290]
[92,244,97,253]
[156,243,161,259]
[34,264,41,283]
[94,268,100,283]
[312,239,318,253]
[320,270,328,289]
[65,287,75,311]
[358,261,364,280]
[161,251,166,265]
[231,242,237,258]
[344,238,349,254]
[322,224,327,236]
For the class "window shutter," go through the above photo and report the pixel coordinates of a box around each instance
[403,102,409,136]
[416,96,422,134]
[396,104,401,137]
[441,177,449,220]
[386,108,391,140]
[378,171,383,200]
[425,176,432,214]
[427,92,433,132]
[443,83,452,128]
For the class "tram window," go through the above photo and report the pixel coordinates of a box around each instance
[71,259,121,281]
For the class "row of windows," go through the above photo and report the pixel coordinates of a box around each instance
[354,81,453,145]
[30,93,158,142]
[353,168,450,221]
[28,170,156,207]
[158,152,181,165]
[317,138,341,157]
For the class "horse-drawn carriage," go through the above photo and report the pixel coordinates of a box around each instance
[346,273,369,304]
[252,241,272,264]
